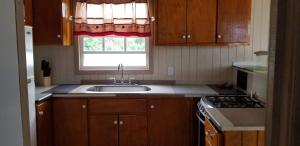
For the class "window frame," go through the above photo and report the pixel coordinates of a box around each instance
[75,36,153,74]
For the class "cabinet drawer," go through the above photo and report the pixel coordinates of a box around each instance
[88,99,147,114]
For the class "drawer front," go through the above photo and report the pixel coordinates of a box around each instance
[88,99,147,114]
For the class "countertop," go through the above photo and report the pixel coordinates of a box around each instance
[206,108,265,131]
[35,84,218,101]
[35,85,56,101]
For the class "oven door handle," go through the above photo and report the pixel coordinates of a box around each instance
[196,111,205,124]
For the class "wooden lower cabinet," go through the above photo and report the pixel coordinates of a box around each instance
[88,98,147,146]
[205,117,265,146]
[36,100,53,146]
[53,98,88,146]
[148,98,193,146]
[119,115,147,146]
[205,118,222,146]
[89,115,119,146]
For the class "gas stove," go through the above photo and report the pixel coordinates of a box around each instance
[200,95,264,108]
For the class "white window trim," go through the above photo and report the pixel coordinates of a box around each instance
[78,36,150,71]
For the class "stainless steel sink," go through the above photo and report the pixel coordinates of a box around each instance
[86,85,151,92]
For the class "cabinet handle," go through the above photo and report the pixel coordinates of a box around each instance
[82,105,86,109]
[182,35,186,39]
[57,34,61,38]
[119,121,124,125]
[217,34,222,39]
[150,105,155,109]
[38,111,44,116]
[205,131,209,136]
[187,34,191,39]
[114,120,118,125]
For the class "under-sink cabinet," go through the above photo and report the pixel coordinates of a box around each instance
[88,99,147,146]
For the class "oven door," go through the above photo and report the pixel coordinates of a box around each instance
[196,111,205,146]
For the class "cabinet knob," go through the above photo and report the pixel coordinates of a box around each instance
[205,131,209,136]
[57,34,61,38]
[38,111,44,116]
[114,120,118,125]
[69,16,73,21]
[217,34,222,39]
[150,105,155,109]
[82,105,86,109]
[119,121,124,125]
[182,35,186,39]
[187,34,191,39]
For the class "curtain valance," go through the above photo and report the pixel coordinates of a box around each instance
[74,0,151,37]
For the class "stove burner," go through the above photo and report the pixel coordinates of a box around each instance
[203,96,264,108]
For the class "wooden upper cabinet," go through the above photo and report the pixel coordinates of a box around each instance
[53,98,88,146]
[36,100,53,146]
[148,98,192,146]
[156,0,187,45]
[33,0,72,45]
[24,0,33,26]
[187,0,217,44]
[217,0,252,44]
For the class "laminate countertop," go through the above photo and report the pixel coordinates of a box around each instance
[35,84,218,101]
[206,108,266,131]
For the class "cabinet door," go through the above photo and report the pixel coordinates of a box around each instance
[53,99,88,146]
[187,0,217,44]
[149,98,192,146]
[205,118,221,146]
[33,0,62,45]
[217,0,252,43]
[88,115,119,146]
[156,0,187,45]
[36,100,52,146]
[24,0,33,26]
[119,115,147,146]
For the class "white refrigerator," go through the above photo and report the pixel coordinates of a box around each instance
[25,26,37,146]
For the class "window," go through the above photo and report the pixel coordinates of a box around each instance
[74,0,152,72]
[79,36,149,70]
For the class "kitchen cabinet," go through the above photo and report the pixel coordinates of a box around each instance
[148,98,193,146]
[156,0,187,45]
[156,0,216,45]
[36,100,53,146]
[32,0,72,45]
[88,98,147,146]
[205,117,265,146]
[217,0,252,44]
[53,98,88,146]
[156,0,251,45]
[204,118,222,146]
[23,0,33,26]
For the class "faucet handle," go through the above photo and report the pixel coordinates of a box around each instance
[128,77,135,84]
[108,76,117,84]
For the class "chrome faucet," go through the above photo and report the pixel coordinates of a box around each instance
[117,63,124,83]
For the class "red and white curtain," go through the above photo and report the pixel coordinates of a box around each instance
[74,0,151,37]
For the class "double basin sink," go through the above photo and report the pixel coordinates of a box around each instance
[86,85,152,93]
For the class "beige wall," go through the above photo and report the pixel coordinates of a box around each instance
[34,0,271,98]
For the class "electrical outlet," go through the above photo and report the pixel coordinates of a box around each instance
[167,66,174,76]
